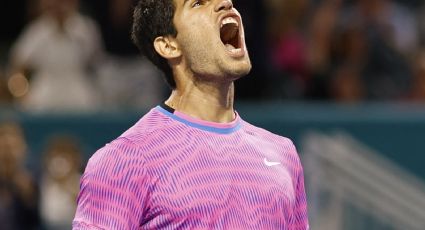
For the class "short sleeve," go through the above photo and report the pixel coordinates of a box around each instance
[73,138,152,230]
[292,166,309,230]
[289,142,309,230]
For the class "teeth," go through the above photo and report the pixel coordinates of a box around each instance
[221,17,238,28]
[230,48,242,53]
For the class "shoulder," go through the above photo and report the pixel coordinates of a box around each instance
[22,16,51,32]
[65,13,101,42]
[83,137,147,186]
[68,13,98,28]
[80,136,158,203]
[75,137,154,229]
[87,137,141,166]
[118,107,177,145]
[241,120,300,163]
[13,16,51,45]
[242,120,296,148]
[85,108,174,172]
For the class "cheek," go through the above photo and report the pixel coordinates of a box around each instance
[178,27,217,62]
[178,14,217,42]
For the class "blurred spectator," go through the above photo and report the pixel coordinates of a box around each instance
[2,0,423,104]
[330,64,365,102]
[267,0,311,99]
[8,0,104,113]
[336,0,414,100]
[357,0,419,59]
[305,0,343,100]
[40,135,82,230]
[87,0,165,110]
[409,50,425,101]
[0,121,40,230]
[417,3,425,47]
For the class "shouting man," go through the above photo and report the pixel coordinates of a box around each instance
[73,0,309,229]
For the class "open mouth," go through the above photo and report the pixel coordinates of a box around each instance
[220,17,242,54]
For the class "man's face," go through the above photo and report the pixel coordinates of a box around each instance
[172,0,251,82]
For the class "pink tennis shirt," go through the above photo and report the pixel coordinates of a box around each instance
[73,105,309,229]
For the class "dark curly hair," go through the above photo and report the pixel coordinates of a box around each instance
[131,0,177,89]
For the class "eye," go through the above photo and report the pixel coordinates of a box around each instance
[192,0,202,7]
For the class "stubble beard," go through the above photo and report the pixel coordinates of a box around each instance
[183,40,252,83]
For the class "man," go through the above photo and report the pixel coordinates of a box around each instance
[9,0,102,112]
[73,0,309,229]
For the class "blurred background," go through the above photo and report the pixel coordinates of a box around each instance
[1,0,425,229]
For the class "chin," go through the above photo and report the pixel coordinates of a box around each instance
[233,66,251,78]
[227,60,252,78]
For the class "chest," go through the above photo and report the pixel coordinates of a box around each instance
[143,136,297,228]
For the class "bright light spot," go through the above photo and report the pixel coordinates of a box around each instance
[8,73,29,98]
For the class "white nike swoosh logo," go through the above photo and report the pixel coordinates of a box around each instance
[263,158,281,167]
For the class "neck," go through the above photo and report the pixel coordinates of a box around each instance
[165,80,235,123]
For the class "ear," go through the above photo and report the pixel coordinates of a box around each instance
[153,36,181,59]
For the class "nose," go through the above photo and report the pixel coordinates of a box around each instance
[215,0,233,12]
